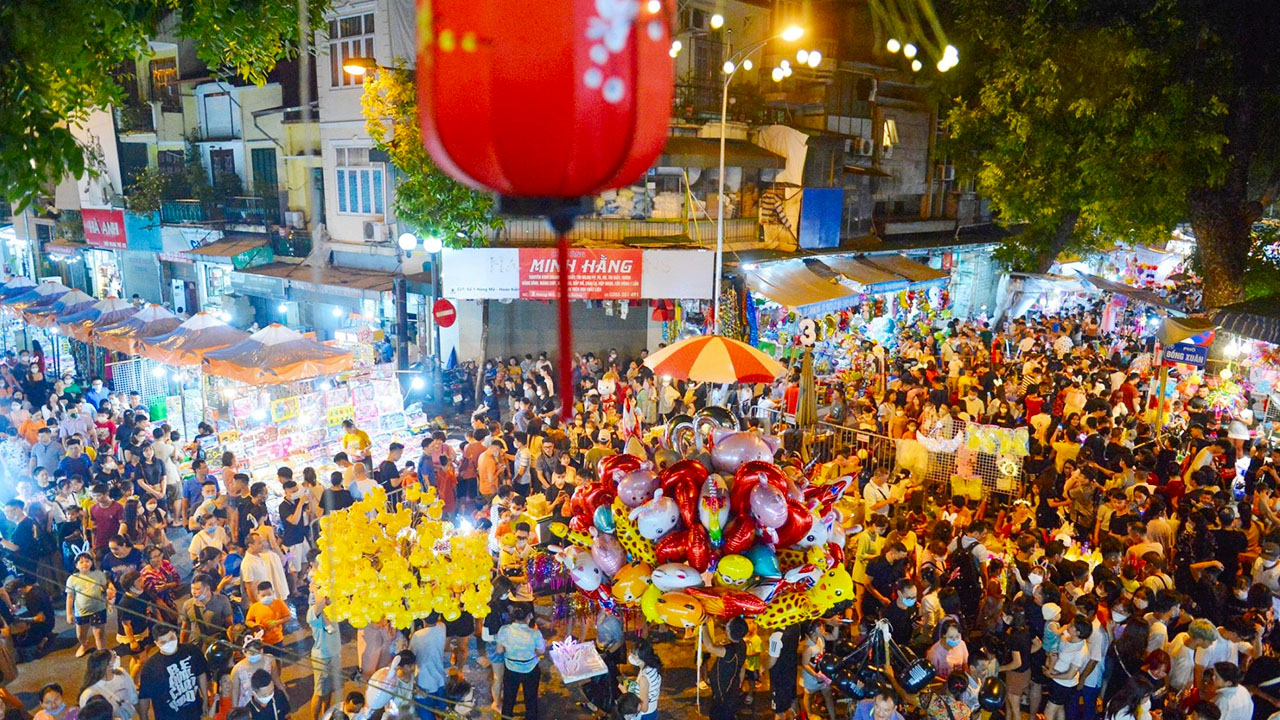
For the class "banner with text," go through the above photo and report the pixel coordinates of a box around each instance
[81,207,128,250]
[442,248,713,300]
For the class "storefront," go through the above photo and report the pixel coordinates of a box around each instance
[85,249,122,298]
[440,247,716,362]
[175,235,274,318]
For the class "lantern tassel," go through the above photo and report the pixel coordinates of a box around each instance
[557,232,573,420]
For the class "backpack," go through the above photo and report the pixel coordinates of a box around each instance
[943,537,982,593]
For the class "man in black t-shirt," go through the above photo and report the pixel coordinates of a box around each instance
[237,483,270,546]
[767,623,804,717]
[9,575,54,653]
[882,581,920,646]
[320,473,354,514]
[706,617,748,720]
[277,479,311,595]
[2,499,42,577]
[863,542,910,619]
[139,627,209,720]
[375,443,403,495]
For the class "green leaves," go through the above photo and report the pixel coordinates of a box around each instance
[359,64,501,248]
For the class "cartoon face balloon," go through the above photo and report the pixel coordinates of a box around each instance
[651,563,705,592]
[617,468,660,508]
[654,591,705,629]
[589,530,626,576]
[559,547,604,593]
[629,489,681,541]
[612,563,653,605]
[709,430,779,473]
[749,482,789,529]
[794,511,832,548]
[714,554,754,589]
[698,474,730,540]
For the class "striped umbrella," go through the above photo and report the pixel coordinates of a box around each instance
[643,335,785,384]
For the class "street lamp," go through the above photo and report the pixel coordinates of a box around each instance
[342,57,378,77]
[712,25,805,334]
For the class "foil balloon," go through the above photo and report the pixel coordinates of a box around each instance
[714,554,754,588]
[659,458,709,493]
[639,583,662,623]
[809,565,854,610]
[687,586,769,619]
[589,529,626,576]
[722,516,757,555]
[709,430,779,474]
[617,468,659,508]
[654,530,689,565]
[686,524,712,572]
[749,580,780,603]
[794,511,833,549]
[557,546,604,593]
[755,591,820,629]
[593,505,616,534]
[629,490,681,541]
[654,591,705,629]
[669,476,701,529]
[742,544,781,579]
[611,498,657,565]
[549,521,592,548]
[770,500,816,548]
[653,447,680,470]
[651,563,704,592]
[749,482,789,529]
[611,563,653,605]
[730,462,788,515]
[698,474,730,545]
[598,454,643,487]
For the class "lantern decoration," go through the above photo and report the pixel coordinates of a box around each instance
[418,0,674,417]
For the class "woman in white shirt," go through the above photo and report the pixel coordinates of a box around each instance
[622,638,662,720]
[1209,662,1254,720]
[79,650,139,720]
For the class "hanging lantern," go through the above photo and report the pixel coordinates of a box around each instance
[417,0,674,417]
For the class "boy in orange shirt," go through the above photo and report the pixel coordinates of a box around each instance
[245,581,291,647]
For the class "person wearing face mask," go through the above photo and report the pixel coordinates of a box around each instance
[883,581,921,647]
[1000,597,1033,720]
[1250,541,1280,617]
[229,637,284,709]
[187,514,228,565]
[927,619,969,678]
[245,582,290,650]
[139,627,210,720]
[180,574,232,646]
[79,650,139,720]
[245,668,290,720]
[34,683,77,720]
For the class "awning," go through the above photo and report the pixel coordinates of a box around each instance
[45,241,87,257]
[1077,272,1184,315]
[842,164,892,178]
[240,262,395,300]
[742,260,854,312]
[859,253,950,289]
[183,236,271,266]
[1212,296,1280,346]
[1158,316,1217,346]
[658,136,785,169]
[818,256,910,293]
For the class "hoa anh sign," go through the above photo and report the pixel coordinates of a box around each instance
[81,207,128,249]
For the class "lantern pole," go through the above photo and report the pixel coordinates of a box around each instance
[713,27,805,335]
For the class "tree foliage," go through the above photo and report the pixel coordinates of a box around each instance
[939,0,1280,305]
[0,0,329,213]
[360,65,501,247]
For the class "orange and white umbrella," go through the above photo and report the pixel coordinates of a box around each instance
[643,335,786,384]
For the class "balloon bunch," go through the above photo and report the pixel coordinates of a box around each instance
[313,485,494,629]
[551,437,856,632]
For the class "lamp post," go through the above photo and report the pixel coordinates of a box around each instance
[397,231,445,408]
[711,25,806,334]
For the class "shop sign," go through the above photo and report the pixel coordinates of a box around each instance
[81,207,128,249]
[519,247,641,299]
[942,253,954,270]
[1162,342,1208,368]
[326,404,355,426]
[442,248,713,300]
[228,271,286,299]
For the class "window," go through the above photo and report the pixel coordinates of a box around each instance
[334,147,385,215]
[158,150,184,176]
[329,12,375,87]
[151,58,180,111]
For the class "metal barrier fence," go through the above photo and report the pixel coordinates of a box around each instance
[760,411,1025,502]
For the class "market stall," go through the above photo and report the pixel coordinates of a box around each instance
[139,312,250,366]
[92,304,183,356]
[58,298,140,343]
[202,324,353,385]
[23,289,95,328]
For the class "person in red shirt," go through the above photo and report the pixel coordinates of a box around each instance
[1024,386,1045,419]
[784,381,800,415]
[1118,373,1140,415]
[87,483,123,557]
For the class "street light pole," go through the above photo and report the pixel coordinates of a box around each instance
[711,27,804,334]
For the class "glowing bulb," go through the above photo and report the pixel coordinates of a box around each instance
[710,13,724,29]
[723,60,735,74]
[783,65,793,77]
[422,235,443,254]
[397,232,417,251]
[647,0,660,12]
[943,44,959,60]
[252,409,267,421]
[411,376,426,390]
[150,365,166,379]
[807,50,822,68]
[771,67,784,82]
[796,49,809,64]
[219,311,232,322]
[669,47,678,57]
[887,38,901,53]
[780,25,804,42]
[780,59,791,69]
[332,307,343,318]
[910,59,922,72]
[220,387,236,400]
[903,43,918,59]
[318,380,332,391]
[937,58,951,72]
[671,39,682,53]
[459,519,474,535]
[741,59,752,71]
[1220,368,1233,380]
[1225,340,1241,358]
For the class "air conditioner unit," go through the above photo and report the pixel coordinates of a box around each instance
[284,211,304,228]
[363,221,389,242]
[857,138,874,157]
[170,279,188,316]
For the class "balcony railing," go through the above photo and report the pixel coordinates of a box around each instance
[673,82,785,125]
[488,216,760,245]
[115,104,155,133]
[271,229,313,258]
[224,196,280,226]
[160,200,218,225]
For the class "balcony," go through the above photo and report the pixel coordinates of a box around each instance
[488,216,760,247]
[160,200,219,225]
[224,196,280,227]
[673,82,788,126]
[115,103,155,134]
[190,127,240,142]
[271,229,313,258]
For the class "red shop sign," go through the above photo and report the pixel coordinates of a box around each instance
[81,208,128,250]
[519,248,641,300]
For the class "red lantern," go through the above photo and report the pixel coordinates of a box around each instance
[418,0,673,417]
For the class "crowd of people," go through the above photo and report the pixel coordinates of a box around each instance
[0,295,1275,720]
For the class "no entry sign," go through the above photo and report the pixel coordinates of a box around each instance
[432,298,457,328]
